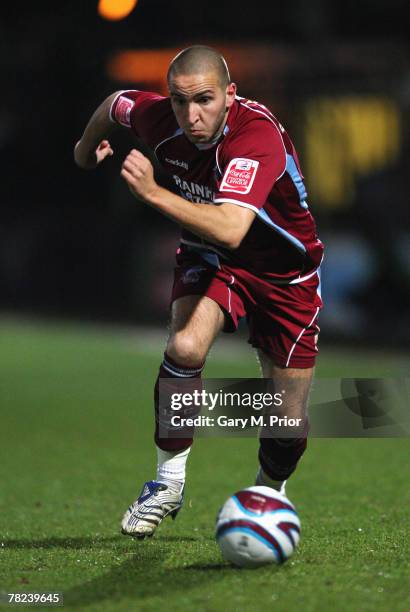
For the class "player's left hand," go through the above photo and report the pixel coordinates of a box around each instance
[121,149,158,203]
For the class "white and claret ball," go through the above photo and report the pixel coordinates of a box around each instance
[216,486,301,568]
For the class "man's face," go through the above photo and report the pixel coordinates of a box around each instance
[169,71,236,144]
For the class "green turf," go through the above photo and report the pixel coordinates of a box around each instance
[0,319,409,611]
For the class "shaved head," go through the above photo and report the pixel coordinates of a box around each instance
[167,45,231,88]
[167,46,236,145]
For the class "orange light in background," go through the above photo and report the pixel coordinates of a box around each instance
[106,45,279,93]
[98,0,138,21]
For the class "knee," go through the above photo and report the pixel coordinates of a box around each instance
[167,333,206,366]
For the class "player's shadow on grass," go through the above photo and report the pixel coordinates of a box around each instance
[62,540,235,607]
[4,535,239,606]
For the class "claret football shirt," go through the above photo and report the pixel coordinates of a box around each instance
[110,90,324,283]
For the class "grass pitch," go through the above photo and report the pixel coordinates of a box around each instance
[0,318,409,611]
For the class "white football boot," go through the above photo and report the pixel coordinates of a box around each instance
[255,467,287,496]
[121,480,184,539]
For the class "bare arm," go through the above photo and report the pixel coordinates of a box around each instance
[121,149,256,250]
[74,91,122,169]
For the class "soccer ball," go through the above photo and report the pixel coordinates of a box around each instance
[215,486,300,568]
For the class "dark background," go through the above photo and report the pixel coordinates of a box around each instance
[1,0,409,347]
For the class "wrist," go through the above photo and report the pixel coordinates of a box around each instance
[144,184,167,208]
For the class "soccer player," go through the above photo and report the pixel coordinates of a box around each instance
[74,46,324,539]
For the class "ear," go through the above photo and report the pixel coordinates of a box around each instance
[226,82,237,109]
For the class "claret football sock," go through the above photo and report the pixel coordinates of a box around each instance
[258,425,308,486]
[156,445,191,488]
[154,352,204,450]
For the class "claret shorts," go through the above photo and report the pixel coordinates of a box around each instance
[171,247,323,369]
